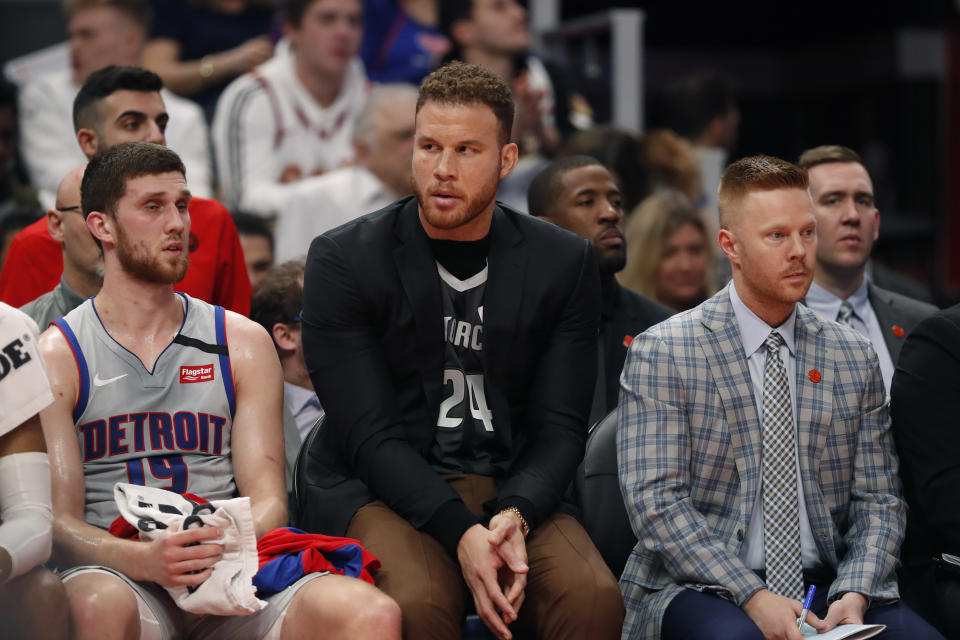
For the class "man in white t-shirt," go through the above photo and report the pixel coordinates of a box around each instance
[18,0,212,208]
[0,302,69,639]
[213,0,368,217]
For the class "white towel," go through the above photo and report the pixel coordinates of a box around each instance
[113,483,267,616]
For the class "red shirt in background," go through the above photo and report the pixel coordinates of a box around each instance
[0,197,253,315]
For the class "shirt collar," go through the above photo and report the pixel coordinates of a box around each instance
[283,381,320,413]
[806,278,870,322]
[729,281,797,358]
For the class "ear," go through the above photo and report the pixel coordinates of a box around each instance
[717,228,739,267]
[272,322,297,352]
[872,208,880,243]
[86,210,113,247]
[498,142,519,180]
[46,208,65,242]
[77,128,99,158]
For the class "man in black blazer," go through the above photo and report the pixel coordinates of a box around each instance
[890,306,960,637]
[300,62,624,640]
[798,145,937,395]
[528,155,673,424]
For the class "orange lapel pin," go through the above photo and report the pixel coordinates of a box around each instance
[808,369,821,383]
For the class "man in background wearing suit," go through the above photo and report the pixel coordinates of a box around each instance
[617,155,941,639]
[300,62,623,640]
[798,145,936,395]
[528,155,673,425]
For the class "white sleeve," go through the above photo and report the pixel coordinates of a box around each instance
[212,77,288,217]
[18,76,87,208]
[0,452,53,582]
[0,306,54,438]
[165,93,214,200]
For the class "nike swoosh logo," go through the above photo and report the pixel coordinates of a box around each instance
[93,373,128,387]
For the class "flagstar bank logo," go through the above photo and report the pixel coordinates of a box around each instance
[180,364,215,384]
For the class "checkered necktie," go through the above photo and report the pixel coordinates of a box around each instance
[836,300,855,327]
[761,331,803,600]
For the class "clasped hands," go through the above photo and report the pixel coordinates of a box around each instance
[743,588,869,640]
[457,511,529,640]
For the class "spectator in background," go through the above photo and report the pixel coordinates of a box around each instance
[528,156,673,425]
[251,259,323,444]
[233,211,275,289]
[619,190,716,312]
[142,0,277,120]
[20,165,100,329]
[798,144,937,395]
[439,0,570,155]
[274,83,417,261]
[0,302,70,640]
[360,0,449,84]
[658,71,739,230]
[558,126,647,214]
[0,210,39,271]
[213,0,368,217]
[0,65,252,315]
[18,0,213,208]
[637,128,702,205]
[0,80,40,220]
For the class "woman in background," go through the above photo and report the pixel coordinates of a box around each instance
[619,190,716,311]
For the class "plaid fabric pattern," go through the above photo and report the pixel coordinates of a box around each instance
[617,286,906,640]
[761,332,803,599]
[837,300,855,327]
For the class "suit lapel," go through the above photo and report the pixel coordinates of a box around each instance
[484,207,525,374]
[792,305,838,563]
[698,291,762,528]
[868,282,902,363]
[392,198,444,409]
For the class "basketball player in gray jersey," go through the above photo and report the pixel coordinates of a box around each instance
[38,142,400,640]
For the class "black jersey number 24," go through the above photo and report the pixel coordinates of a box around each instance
[436,368,494,432]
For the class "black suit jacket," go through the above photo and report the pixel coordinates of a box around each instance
[596,280,674,416]
[868,282,938,365]
[299,196,600,555]
[890,303,960,634]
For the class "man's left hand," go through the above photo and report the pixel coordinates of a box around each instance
[821,592,868,631]
[488,511,529,615]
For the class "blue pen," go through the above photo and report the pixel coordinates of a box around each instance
[798,585,816,630]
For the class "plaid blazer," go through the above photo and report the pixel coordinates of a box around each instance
[616,286,905,639]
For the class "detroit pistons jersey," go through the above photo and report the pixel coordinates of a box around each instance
[53,293,237,530]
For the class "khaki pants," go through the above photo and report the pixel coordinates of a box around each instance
[347,474,624,640]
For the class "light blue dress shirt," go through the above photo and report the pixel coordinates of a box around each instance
[729,283,822,571]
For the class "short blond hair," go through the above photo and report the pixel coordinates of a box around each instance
[717,155,807,229]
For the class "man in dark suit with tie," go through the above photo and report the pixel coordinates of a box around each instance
[299,61,624,640]
[617,155,942,640]
[797,145,937,395]
[527,156,673,425]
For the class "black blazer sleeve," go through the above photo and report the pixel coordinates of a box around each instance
[890,307,960,555]
[495,239,601,526]
[301,232,479,554]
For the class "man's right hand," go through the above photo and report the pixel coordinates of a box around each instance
[136,524,224,588]
[743,589,824,640]
[458,524,526,640]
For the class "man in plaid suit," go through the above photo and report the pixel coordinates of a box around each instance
[616,155,942,640]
